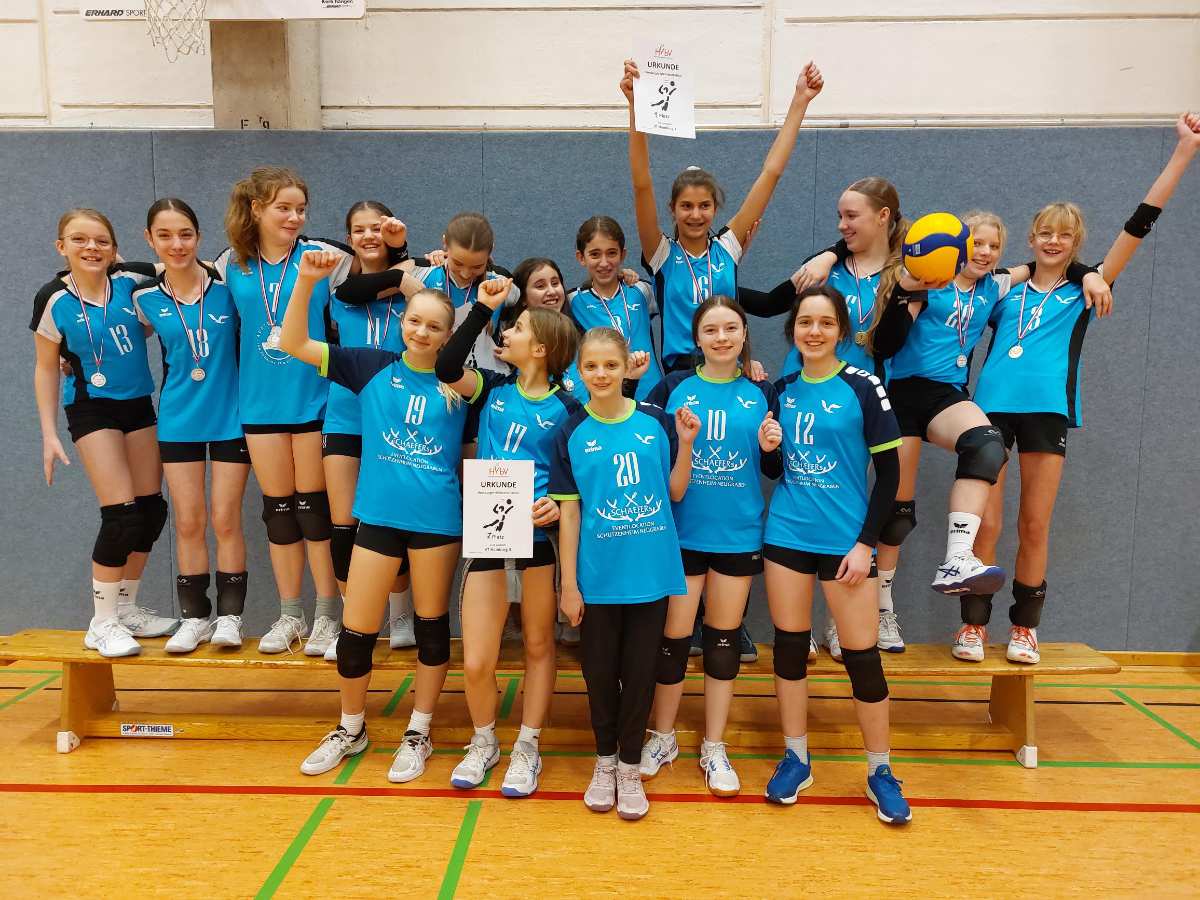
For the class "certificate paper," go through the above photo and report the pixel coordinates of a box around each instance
[462,459,534,559]
[632,38,696,140]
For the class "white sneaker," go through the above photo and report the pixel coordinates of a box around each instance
[211,615,244,648]
[877,610,905,653]
[389,612,416,650]
[300,725,368,775]
[84,617,141,658]
[699,741,740,797]
[584,755,617,812]
[501,741,542,798]
[1007,626,1041,664]
[616,763,649,820]
[639,729,679,778]
[952,624,987,662]
[808,635,818,662]
[118,605,177,638]
[451,733,501,789]
[324,635,338,662]
[824,621,843,662]
[932,552,1006,595]
[389,731,433,783]
[258,612,309,654]
[165,617,214,653]
[304,615,339,657]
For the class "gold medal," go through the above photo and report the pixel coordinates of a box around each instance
[854,332,867,346]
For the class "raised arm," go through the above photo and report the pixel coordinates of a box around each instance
[434,276,511,397]
[279,249,339,368]
[621,59,666,260]
[670,406,700,501]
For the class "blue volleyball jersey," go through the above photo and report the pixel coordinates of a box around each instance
[645,229,741,365]
[567,281,663,399]
[31,268,155,405]
[647,368,779,553]
[325,294,408,436]
[765,363,902,556]
[549,401,686,604]
[412,264,516,374]
[781,261,883,378]
[973,279,1095,426]
[214,238,352,426]
[890,272,1010,386]
[132,269,241,443]
[321,346,481,535]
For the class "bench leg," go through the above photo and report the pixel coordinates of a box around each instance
[57,662,116,753]
[989,674,1037,768]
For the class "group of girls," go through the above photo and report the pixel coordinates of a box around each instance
[31,49,1198,824]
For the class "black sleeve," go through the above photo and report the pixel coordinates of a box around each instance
[871,286,926,360]
[737,279,797,318]
[857,447,900,547]
[335,268,406,305]
[114,260,158,278]
[325,346,400,395]
[760,448,783,480]
[435,300,492,383]
[802,239,850,266]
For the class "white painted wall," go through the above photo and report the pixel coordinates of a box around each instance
[4,1,1197,128]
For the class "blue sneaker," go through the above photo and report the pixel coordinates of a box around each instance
[764,749,813,805]
[866,765,912,824]
[739,624,758,663]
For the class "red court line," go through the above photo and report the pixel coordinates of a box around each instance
[1,782,1197,814]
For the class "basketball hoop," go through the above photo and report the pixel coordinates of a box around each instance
[146,0,208,62]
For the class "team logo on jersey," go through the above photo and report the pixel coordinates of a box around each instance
[76,312,87,324]
[382,427,443,457]
[784,397,797,409]
[820,401,842,414]
[634,433,656,445]
[208,314,230,325]
[121,307,135,316]
[491,398,506,413]
[390,376,405,390]
[785,450,839,476]
[684,395,700,407]
[598,490,662,524]
[535,413,556,430]
[735,396,757,409]
[692,445,747,474]
[627,303,641,311]
[1057,293,1077,304]
[584,439,603,454]
[256,323,291,365]
[157,308,173,318]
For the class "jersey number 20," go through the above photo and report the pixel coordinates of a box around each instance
[614,451,641,487]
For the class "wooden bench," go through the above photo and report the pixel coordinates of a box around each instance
[0,629,1119,767]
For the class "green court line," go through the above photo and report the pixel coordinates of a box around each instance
[334,751,367,785]
[1113,689,1200,751]
[0,668,62,676]
[0,673,61,712]
[381,674,415,718]
[497,677,520,721]
[437,800,482,900]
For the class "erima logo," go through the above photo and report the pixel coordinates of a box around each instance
[684,395,700,407]
[635,434,656,445]
[208,314,230,324]
[736,396,757,408]
[390,376,405,389]
[584,439,603,453]
[784,397,797,408]
[952,521,969,529]
[820,401,842,414]
[491,398,505,412]
[535,413,556,430]
[157,308,173,318]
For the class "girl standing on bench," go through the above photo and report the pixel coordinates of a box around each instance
[32,208,175,657]
[131,199,252,654]
[762,286,911,825]
[970,113,1200,664]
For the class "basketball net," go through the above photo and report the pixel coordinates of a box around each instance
[146,0,208,63]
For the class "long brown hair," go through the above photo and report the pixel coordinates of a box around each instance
[846,177,909,355]
[692,295,752,374]
[526,307,579,384]
[224,166,309,271]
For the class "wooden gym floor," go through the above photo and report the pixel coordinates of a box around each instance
[1,658,1198,898]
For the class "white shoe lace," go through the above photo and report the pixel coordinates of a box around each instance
[507,746,535,780]
[176,619,208,641]
[311,616,339,643]
[460,737,495,772]
[268,615,303,654]
[318,727,355,759]
[396,733,428,769]
[703,742,733,774]
[99,618,135,644]
[589,759,616,792]
[879,611,903,643]
[616,766,644,798]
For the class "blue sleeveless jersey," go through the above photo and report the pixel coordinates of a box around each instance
[321,346,480,535]
[412,265,515,374]
[567,281,662,399]
[549,401,686,604]
[781,260,883,379]
[645,229,741,366]
[325,294,407,436]
[766,362,902,556]
[647,368,778,553]
[31,268,155,405]
[132,270,241,443]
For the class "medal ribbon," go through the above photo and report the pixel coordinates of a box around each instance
[163,271,207,368]
[593,283,631,336]
[257,242,297,328]
[67,273,110,376]
[680,241,713,306]
[1015,276,1064,346]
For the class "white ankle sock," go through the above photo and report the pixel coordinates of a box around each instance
[406,708,433,736]
[93,580,121,621]
[474,721,496,743]
[118,578,140,611]
[389,589,412,620]
[946,512,981,558]
[867,749,891,776]
[340,709,365,735]
[784,734,809,761]
[517,724,541,748]
[877,568,896,613]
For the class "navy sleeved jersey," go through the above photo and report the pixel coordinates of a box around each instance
[645,229,741,365]
[766,363,902,556]
[325,293,407,436]
[321,346,481,535]
[567,282,662,399]
[782,261,883,379]
[412,264,516,374]
[549,401,686,604]
[647,368,778,553]
[132,268,241,443]
[31,269,155,405]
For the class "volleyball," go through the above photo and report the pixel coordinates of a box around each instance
[903,212,973,283]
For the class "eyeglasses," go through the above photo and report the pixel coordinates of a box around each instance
[1034,230,1075,242]
[65,234,114,250]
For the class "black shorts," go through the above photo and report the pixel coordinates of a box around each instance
[321,432,363,458]
[681,547,764,578]
[470,538,557,572]
[888,376,971,440]
[65,395,156,443]
[987,412,1068,457]
[159,437,250,464]
[243,420,323,435]
[763,543,878,582]
[354,522,459,558]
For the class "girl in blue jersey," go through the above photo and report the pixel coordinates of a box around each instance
[550,327,699,821]
[971,114,1200,664]
[215,167,353,655]
[31,208,175,658]
[621,58,824,372]
[762,286,911,825]
[131,199,251,654]
[435,284,581,798]
[282,250,493,783]
[639,296,779,797]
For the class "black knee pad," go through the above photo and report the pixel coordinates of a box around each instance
[336,627,379,679]
[1010,579,1047,629]
[702,625,741,681]
[879,500,917,547]
[261,495,302,545]
[772,628,811,681]
[955,425,1007,485]
[842,645,889,703]
[132,493,169,552]
[331,523,357,582]
[414,613,451,666]
[176,573,212,619]
[656,635,692,686]
[93,502,142,568]
[295,491,332,541]
[960,593,994,626]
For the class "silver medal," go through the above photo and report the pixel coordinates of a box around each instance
[90,372,107,388]
[266,325,283,349]
[1008,345,1024,360]
[190,367,206,382]
[956,354,968,368]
